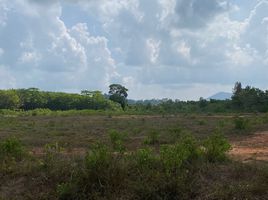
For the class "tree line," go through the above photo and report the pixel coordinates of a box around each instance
[0,88,120,111]
[0,82,268,113]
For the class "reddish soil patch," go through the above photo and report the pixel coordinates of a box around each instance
[229,132,268,162]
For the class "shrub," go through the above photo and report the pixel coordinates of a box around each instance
[144,130,160,145]
[43,142,64,169]
[0,137,24,160]
[133,148,157,169]
[60,143,127,199]
[168,127,183,141]
[203,133,231,162]
[234,117,250,130]
[160,134,200,173]
[198,120,206,125]
[57,183,74,200]
[109,130,127,153]
[85,143,112,171]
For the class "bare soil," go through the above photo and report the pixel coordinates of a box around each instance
[229,131,268,162]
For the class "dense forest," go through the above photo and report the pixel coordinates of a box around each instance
[0,82,268,113]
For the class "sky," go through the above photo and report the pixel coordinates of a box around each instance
[0,0,268,100]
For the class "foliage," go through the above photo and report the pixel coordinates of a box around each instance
[0,137,25,161]
[85,143,112,171]
[234,117,250,130]
[203,132,231,162]
[0,90,20,109]
[1,82,268,114]
[109,84,128,110]
[42,142,65,171]
[160,134,200,173]
[132,147,157,169]
[143,130,160,145]
[0,88,121,111]
[109,130,128,153]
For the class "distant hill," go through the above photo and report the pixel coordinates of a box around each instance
[208,92,232,100]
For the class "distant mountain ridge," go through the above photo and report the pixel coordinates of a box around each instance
[208,92,232,100]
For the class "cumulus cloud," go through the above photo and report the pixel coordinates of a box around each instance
[173,0,229,29]
[0,0,119,92]
[0,0,268,99]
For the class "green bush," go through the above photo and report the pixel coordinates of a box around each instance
[198,120,206,125]
[133,148,157,169]
[109,130,127,153]
[0,137,25,160]
[160,134,200,173]
[203,133,231,162]
[85,143,112,171]
[42,142,64,170]
[168,127,183,141]
[57,183,74,200]
[144,130,160,145]
[234,117,250,130]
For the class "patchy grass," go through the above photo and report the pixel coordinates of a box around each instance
[0,112,268,199]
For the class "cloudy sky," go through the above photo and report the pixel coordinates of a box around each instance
[0,0,267,100]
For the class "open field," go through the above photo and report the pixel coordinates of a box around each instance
[0,112,268,199]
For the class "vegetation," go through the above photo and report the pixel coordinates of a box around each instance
[108,84,128,110]
[0,82,268,199]
[1,82,268,114]
[0,113,267,199]
[0,88,120,111]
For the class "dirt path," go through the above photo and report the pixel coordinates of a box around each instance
[229,131,268,162]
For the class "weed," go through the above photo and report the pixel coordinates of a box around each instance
[203,132,231,162]
[160,134,200,173]
[109,130,127,153]
[234,117,250,130]
[43,142,64,170]
[144,130,160,145]
[85,143,111,171]
[133,147,157,169]
[198,120,206,125]
[0,137,25,161]
[168,127,183,141]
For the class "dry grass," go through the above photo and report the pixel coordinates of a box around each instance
[0,112,268,199]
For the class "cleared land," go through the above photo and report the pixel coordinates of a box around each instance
[0,113,268,199]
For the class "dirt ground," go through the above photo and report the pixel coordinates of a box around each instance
[229,131,268,162]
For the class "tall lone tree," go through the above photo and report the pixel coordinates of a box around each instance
[108,84,128,110]
[232,82,243,110]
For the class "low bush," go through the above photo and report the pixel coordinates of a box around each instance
[203,133,231,162]
[85,143,112,171]
[168,127,183,142]
[0,137,25,161]
[42,142,64,171]
[234,117,250,130]
[132,147,157,169]
[160,134,200,173]
[144,130,160,145]
[109,130,128,153]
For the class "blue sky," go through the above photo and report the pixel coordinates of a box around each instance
[0,0,268,100]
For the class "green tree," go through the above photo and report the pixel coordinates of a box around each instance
[232,82,243,110]
[17,88,47,110]
[108,84,128,110]
[0,90,20,109]
[233,82,242,95]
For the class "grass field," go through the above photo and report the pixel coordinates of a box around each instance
[0,112,268,199]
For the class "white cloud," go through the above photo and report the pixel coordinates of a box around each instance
[176,41,191,60]
[0,0,120,92]
[0,48,4,56]
[146,38,161,64]
[0,65,16,88]
[0,0,268,99]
